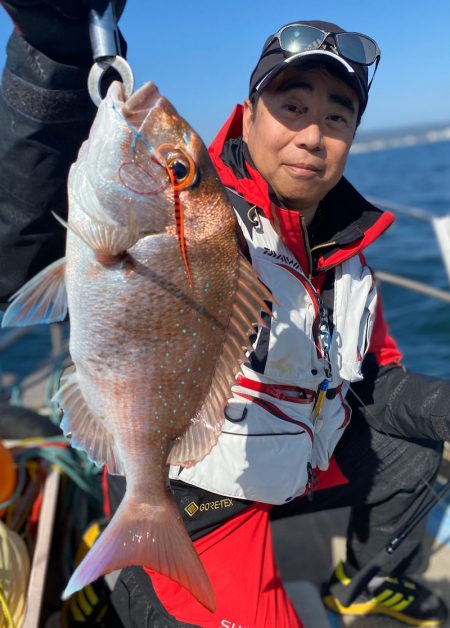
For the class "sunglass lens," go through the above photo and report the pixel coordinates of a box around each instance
[336,34,377,64]
[279,25,325,54]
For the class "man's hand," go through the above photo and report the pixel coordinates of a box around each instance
[1,0,126,64]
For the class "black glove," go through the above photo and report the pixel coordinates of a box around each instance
[0,0,127,65]
[349,357,450,441]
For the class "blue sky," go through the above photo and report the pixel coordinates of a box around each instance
[1,1,449,143]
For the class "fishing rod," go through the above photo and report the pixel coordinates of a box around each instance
[329,476,450,606]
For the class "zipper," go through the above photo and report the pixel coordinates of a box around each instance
[300,215,313,279]
[318,301,333,379]
[302,225,334,378]
[309,240,337,276]
[311,301,333,427]
[279,259,333,369]
[310,240,337,255]
[235,375,316,404]
[233,392,314,444]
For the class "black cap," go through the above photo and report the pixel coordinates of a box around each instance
[249,20,370,117]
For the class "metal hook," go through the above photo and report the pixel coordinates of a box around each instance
[88,57,134,106]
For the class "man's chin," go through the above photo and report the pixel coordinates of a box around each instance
[278,189,322,213]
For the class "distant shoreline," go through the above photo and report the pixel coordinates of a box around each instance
[351,123,450,154]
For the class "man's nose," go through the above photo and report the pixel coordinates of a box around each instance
[294,121,323,151]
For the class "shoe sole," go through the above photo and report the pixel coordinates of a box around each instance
[323,594,447,627]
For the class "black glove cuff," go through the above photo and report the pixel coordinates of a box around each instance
[351,356,450,442]
[6,30,91,89]
[2,0,127,65]
[2,32,95,122]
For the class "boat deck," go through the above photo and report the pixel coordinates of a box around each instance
[3,359,450,627]
[272,496,450,627]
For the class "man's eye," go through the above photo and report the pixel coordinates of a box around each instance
[329,114,348,125]
[283,103,303,113]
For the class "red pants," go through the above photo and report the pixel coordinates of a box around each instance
[144,503,302,628]
[103,458,348,626]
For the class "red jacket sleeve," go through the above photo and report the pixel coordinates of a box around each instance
[368,292,403,366]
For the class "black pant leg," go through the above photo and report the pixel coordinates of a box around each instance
[110,567,202,628]
[344,421,443,576]
[106,475,251,627]
[272,415,443,576]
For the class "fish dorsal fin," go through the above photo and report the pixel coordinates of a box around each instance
[167,255,272,466]
[54,371,124,475]
[1,258,67,327]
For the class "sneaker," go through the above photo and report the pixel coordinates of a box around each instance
[62,579,122,627]
[62,520,122,627]
[322,561,449,627]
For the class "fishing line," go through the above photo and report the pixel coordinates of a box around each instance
[14,446,102,500]
[111,101,157,157]
[112,98,196,287]
[0,586,14,628]
[0,441,101,512]
[111,100,171,199]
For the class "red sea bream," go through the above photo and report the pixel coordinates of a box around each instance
[1,81,271,611]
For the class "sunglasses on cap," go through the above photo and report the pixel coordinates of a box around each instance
[264,23,381,68]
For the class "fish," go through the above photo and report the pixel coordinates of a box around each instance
[1,81,272,611]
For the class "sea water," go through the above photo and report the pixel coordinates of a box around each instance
[345,139,450,378]
[1,140,450,382]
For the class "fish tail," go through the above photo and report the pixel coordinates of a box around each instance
[61,492,215,612]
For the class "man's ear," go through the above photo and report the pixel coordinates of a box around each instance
[242,98,255,143]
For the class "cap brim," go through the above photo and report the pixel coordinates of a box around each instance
[254,49,366,107]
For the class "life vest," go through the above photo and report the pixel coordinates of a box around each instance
[170,192,378,504]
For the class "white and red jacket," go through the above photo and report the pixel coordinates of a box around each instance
[170,105,402,504]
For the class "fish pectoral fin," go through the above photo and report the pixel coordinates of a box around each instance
[1,257,67,327]
[62,493,215,612]
[54,371,124,475]
[54,209,141,259]
[168,255,273,467]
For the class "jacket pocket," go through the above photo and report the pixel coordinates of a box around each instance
[172,397,314,504]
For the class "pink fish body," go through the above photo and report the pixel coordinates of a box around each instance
[2,82,270,611]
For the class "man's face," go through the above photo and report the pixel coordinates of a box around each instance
[243,66,359,213]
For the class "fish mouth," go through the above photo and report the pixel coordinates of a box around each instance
[121,82,161,117]
[119,82,181,172]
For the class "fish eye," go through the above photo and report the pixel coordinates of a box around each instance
[167,155,190,182]
[157,144,197,190]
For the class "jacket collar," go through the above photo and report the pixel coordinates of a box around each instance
[208,104,395,272]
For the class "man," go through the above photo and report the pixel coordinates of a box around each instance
[0,3,449,627]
